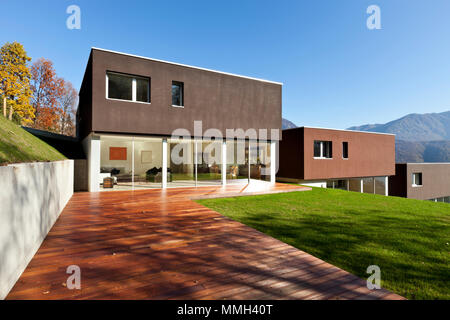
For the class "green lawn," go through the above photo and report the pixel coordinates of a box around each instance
[0,116,66,165]
[196,187,450,300]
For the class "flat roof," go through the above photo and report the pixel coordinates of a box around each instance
[399,162,450,165]
[91,47,283,85]
[282,126,396,136]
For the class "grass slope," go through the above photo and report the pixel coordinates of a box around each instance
[196,187,450,299]
[0,116,66,165]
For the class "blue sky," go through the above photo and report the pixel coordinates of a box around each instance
[1,0,450,129]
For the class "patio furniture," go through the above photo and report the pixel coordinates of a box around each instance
[103,177,114,188]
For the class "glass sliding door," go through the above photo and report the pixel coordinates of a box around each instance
[374,177,386,195]
[99,135,133,190]
[348,178,362,192]
[248,140,271,182]
[226,139,248,184]
[362,177,374,194]
[196,140,222,185]
[167,138,195,187]
[133,137,163,189]
[258,141,271,182]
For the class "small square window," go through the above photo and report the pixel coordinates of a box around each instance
[412,173,422,186]
[314,141,332,158]
[172,81,184,107]
[343,142,348,159]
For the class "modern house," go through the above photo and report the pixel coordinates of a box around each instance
[77,48,282,191]
[389,163,450,203]
[277,127,396,195]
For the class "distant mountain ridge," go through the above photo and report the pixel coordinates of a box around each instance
[396,140,450,163]
[348,111,450,163]
[348,111,450,141]
[282,118,297,129]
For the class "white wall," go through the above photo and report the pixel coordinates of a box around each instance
[300,180,327,188]
[132,140,163,174]
[82,134,100,192]
[0,160,74,299]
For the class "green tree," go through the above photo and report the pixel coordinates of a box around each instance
[0,42,33,123]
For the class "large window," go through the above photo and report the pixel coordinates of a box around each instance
[314,141,332,159]
[412,172,422,186]
[342,142,348,159]
[107,72,150,103]
[172,81,184,106]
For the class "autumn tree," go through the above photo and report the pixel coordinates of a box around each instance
[30,58,64,131]
[57,79,78,136]
[0,42,34,123]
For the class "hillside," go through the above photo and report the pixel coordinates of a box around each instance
[348,111,450,141]
[0,116,66,165]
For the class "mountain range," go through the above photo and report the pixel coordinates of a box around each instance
[282,118,297,129]
[347,111,450,141]
[282,111,450,162]
[348,111,450,163]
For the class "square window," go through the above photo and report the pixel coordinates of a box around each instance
[172,81,184,106]
[314,141,332,158]
[412,173,422,186]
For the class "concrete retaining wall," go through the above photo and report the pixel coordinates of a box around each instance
[0,160,74,299]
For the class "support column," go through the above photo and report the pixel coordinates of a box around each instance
[385,176,388,196]
[222,141,227,186]
[131,138,135,190]
[162,138,167,189]
[373,177,376,194]
[84,134,100,192]
[248,143,251,184]
[270,141,276,184]
[194,140,198,187]
[360,179,363,193]
[347,179,350,191]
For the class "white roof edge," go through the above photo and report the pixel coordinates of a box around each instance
[91,47,283,85]
[403,162,450,165]
[283,126,396,136]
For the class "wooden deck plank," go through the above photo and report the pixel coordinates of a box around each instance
[6,183,404,300]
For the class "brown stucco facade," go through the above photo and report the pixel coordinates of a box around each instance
[77,48,282,140]
[389,163,450,200]
[277,127,396,180]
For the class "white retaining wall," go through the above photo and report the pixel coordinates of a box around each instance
[0,160,74,299]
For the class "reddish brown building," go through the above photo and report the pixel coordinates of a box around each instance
[277,127,396,195]
[389,163,450,202]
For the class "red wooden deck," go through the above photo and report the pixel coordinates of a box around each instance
[7,183,404,300]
